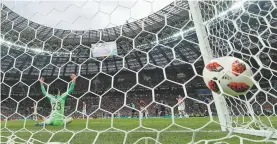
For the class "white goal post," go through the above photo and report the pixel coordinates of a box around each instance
[188,0,277,139]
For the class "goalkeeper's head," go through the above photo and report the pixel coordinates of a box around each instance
[52,88,61,96]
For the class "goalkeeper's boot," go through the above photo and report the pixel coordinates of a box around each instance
[65,117,73,125]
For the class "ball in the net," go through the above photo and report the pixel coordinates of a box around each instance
[202,56,254,96]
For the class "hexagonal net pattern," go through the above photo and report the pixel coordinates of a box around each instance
[0,0,277,144]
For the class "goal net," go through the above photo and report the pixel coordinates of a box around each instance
[188,0,277,141]
[1,0,276,144]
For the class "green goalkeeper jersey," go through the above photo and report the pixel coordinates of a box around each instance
[41,82,75,120]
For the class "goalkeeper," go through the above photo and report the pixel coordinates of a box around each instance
[35,73,76,126]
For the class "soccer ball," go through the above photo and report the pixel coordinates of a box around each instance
[202,56,254,96]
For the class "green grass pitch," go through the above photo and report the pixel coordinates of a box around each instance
[1,117,276,144]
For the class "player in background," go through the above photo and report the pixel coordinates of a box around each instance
[176,95,187,118]
[131,102,136,118]
[160,100,166,117]
[31,102,38,121]
[116,110,121,118]
[144,107,149,118]
[35,73,76,126]
[139,99,147,118]
[154,103,159,117]
[82,101,86,119]
[204,97,211,117]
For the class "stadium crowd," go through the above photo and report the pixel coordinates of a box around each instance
[1,81,212,119]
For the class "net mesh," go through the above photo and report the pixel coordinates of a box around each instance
[202,0,276,129]
[1,0,277,144]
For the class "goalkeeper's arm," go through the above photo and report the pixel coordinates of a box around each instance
[39,77,51,100]
[61,73,77,100]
